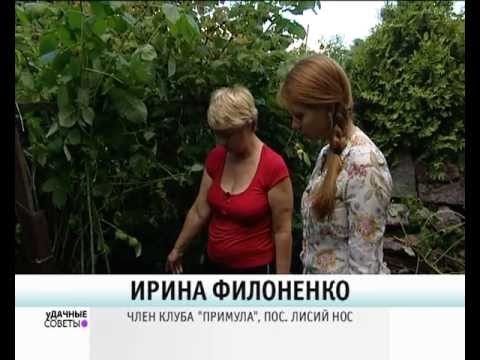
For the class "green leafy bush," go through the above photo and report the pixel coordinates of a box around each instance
[15,1,319,273]
[346,1,464,179]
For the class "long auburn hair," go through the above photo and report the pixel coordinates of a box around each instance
[279,55,354,219]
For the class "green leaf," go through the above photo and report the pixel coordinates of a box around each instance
[185,14,200,35]
[77,88,89,107]
[174,14,200,42]
[168,56,176,77]
[57,26,73,46]
[115,230,128,241]
[59,110,78,128]
[46,122,59,138]
[190,163,204,172]
[121,13,136,26]
[41,177,61,193]
[286,20,306,39]
[93,182,113,197]
[62,59,81,81]
[156,180,164,190]
[157,79,167,100]
[58,50,77,74]
[144,130,156,141]
[57,85,70,110]
[211,60,225,68]
[139,44,157,61]
[162,3,180,24]
[125,236,142,257]
[112,14,128,33]
[128,236,138,247]
[93,55,105,70]
[63,144,72,162]
[15,5,29,25]
[37,152,47,167]
[92,18,107,36]
[46,138,64,154]
[110,88,147,123]
[39,50,59,65]
[19,70,34,90]
[238,53,249,62]
[91,2,107,18]
[130,58,152,83]
[67,10,83,30]
[24,3,49,18]
[281,1,318,14]
[134,242,142,258]
[303,152,311,167]
[52,188,67,209]
[100,33,113,43]
[81,107,95,125]
[129,154,148,172]
[66,129,82,145]
[39,33,57,55]
[59,74,73,84]
[109,2,126,11]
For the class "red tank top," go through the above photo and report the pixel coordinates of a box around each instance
[205,144,289,268]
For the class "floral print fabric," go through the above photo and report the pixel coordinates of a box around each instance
[301,126,393,274]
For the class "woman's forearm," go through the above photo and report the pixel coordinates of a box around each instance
[274,231,292,274]
[174,206,210,253]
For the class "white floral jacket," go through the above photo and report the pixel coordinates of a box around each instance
[301,126,393,274]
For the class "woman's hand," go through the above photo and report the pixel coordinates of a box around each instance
[165,247,184,274]
[164,169,213,275]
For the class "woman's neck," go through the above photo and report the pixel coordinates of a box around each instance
[231,134,262,161]
[345,121,356,139]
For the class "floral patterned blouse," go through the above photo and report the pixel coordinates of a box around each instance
[301,126,393,274]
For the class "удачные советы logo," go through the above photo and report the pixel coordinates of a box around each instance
[44,310,88,329]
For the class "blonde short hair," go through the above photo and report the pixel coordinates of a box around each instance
[207,85,258,130]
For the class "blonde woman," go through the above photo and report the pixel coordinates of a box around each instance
[278,55,393,274]
[166,85,293,274]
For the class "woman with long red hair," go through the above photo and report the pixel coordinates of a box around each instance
[279,55,392,274]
